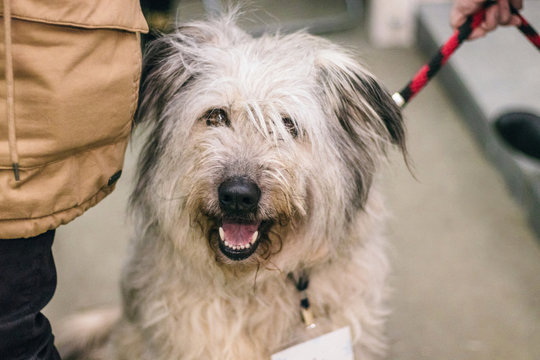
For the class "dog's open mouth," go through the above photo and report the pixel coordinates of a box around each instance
[218,220,261,261]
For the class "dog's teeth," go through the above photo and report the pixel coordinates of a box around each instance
[219,227,225,241]
[220,228,258,251]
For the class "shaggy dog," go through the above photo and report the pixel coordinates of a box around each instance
[59,13,406,360]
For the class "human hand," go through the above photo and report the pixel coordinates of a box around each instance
[450,0,523,39]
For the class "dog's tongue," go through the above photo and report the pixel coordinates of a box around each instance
[222,222,259,246]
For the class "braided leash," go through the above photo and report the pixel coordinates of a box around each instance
[392,0,540,108]
[513,6,540,49]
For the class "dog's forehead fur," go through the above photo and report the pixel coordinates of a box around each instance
[200,33,318,80]
[167,29,334,145]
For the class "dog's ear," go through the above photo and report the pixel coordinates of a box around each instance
[316,51,406,208]
[136,24,219,126]
[317,51,406,151]
[135,35,189,126]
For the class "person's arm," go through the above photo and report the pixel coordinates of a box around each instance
[450,0,523,39]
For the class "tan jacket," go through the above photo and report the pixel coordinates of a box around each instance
[0,0,148,239]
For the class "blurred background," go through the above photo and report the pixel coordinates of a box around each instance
[45,1,540,359]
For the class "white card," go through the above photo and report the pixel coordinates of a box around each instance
[271,326,354,360]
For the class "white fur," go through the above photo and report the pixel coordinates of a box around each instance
[59,14,405,360]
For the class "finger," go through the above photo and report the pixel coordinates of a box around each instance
[469,27,487,40]
[450,7,468,29]
[497,0,512,25]
[450,0,484,28]
[455,0,484,13]
[510,0,523,11]
[509,15,522,27]
[482,6,500,32]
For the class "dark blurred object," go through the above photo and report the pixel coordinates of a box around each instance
[495,112,540,160]
[140,0,175,43]
[141,0,172,12]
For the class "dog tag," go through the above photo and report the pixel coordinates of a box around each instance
[271,326,354,360]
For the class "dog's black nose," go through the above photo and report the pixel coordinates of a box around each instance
[218,177,261,215]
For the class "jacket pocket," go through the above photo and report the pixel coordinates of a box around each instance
[3,0,148,32]
[0,18,144,167]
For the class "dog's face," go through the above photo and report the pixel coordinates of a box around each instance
[133,17,405,270]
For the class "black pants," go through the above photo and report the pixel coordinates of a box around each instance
[0,230,61,360]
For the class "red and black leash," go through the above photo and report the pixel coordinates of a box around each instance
[513,6,540,49]
[392,0,540,108]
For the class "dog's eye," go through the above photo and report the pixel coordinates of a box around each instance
[205,109,230,127]
[282,117,298,138]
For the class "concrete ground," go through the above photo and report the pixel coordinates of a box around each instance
[44,1,540,359]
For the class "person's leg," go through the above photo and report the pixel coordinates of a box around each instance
[0,230,61,360]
